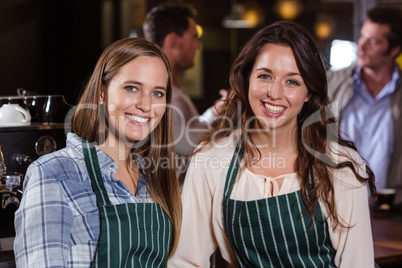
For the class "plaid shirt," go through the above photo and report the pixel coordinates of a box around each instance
[14,133,152,268]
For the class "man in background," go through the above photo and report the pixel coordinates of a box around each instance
[143,3,227,182]
[327,6,402,204]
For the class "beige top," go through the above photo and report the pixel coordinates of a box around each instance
[168,131,375,268]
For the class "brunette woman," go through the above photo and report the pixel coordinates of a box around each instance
[169,21,376,267]
[14,38,181,267]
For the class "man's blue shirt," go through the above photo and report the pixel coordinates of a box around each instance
[340,65,399,190]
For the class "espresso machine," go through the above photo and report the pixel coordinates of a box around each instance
[0,95,71,266]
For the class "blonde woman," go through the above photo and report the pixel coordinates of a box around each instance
[14,38,181,267]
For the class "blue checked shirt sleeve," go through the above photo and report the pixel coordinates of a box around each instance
[14,160,74,267]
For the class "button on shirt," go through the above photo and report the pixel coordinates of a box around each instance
[14,133,152,268]
[340,66,399,190]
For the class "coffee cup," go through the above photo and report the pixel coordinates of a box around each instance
[377,188,396,211]
[0,104,31,127]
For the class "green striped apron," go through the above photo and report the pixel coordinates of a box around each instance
[222,139,336,267]
[82,140,172,268]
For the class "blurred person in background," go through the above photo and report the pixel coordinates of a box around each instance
[143,2,227,183]
[327,6,402,205]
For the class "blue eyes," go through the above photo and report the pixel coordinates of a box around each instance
[152,91,165,98]
[126,86,138,92]
[125,86,165,98]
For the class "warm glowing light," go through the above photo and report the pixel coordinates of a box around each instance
[315,22,332,39]
[315,15,335,40]
[277,0,301,20]
[244,10,259,27]
[396,53,402,70]
[222,4,261,28]
[196,24,203,38]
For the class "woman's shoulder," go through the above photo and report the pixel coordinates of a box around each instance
[328,142,365,166]
[186,130,242,177]
[194,130,240,158]
[27,133,87,182]
[327,142,367,187]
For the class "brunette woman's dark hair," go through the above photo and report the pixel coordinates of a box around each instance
[72,37,181,254]
[197,21,376,229]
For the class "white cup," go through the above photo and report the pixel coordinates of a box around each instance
[0,104,31,127]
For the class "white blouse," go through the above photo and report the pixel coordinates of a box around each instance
[168,132,375,268]
[231,169,300,200]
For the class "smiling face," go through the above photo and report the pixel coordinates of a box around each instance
[248,43,309,133]
[102,56,168,146]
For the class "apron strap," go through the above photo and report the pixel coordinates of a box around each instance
[223,137,244,199]
[82,139,111,207]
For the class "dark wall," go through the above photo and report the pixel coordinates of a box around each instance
[0,0,46,98]
[1,0,356,109]
[44,0,103,105]
[0,0,103,105]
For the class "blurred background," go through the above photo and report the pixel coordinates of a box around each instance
[1,0,401,112]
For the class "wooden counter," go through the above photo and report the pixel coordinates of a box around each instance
[371,206,402,267]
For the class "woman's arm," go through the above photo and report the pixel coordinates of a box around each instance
[324,147,375,267]
[14,160,74,267]
[168,152,219,267]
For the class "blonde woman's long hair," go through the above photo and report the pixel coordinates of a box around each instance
[73,37,182,255]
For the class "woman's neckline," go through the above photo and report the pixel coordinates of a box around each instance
[243,168,298,180]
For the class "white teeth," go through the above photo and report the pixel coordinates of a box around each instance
[264,103,285,113]
[126,114,150,123]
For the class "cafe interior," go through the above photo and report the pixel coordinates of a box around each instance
[1,0,402,267]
